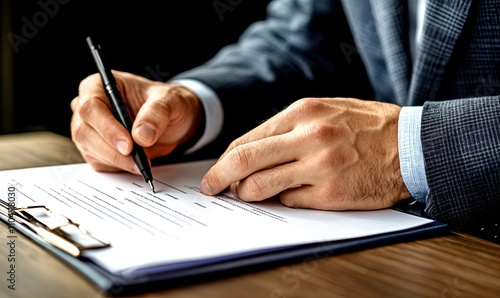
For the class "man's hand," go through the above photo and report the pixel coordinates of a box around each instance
[70,70,202,173]
[201,97,410,211]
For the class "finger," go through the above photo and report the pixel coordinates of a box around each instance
[201,132,298,196]
[74,73,135,154]
[132,86,196,148]
[232,160,306,202]
[78,73,112,108]
[132,89,172,147]
[74,93,133,155]
[71,112,138,173]
[278,186,334,210]
[70,96,79,112]
[218,105,297,160]
[84,155,130,173]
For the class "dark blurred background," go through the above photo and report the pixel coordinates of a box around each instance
[1,0,271,138]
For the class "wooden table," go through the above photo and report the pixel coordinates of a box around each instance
[0,131,85,170]
[1,132,499,298]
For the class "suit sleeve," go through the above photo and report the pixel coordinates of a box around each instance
[421,97,500,232]
[172,0,372,149]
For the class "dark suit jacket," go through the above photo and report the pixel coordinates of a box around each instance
[174,0,500,233]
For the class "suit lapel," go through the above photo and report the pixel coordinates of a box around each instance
[408,0,473,104]
[369,0,411,106]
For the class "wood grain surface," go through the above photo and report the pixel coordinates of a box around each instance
[0,131,84,170]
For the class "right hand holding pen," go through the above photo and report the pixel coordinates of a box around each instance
[70,70,202,173]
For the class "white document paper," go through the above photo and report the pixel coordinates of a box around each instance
[0,160,432,277]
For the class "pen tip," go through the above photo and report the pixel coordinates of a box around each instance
[148,180,156,193]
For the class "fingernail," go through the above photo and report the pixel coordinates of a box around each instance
[200,179,211,195]
[136,123,156,144]
[116,140,128,155]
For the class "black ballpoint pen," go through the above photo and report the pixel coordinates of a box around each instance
[86,36,156,193]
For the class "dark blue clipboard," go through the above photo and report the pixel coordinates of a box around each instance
[0,200,448,296]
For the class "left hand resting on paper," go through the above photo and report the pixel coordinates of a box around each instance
[201,97,411,210]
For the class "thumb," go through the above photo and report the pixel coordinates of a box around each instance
[132,87,173,147]
[131,84,200,149]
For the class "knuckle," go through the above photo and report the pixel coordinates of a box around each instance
[307,124,337,139]
[70,97,79,112]
[299,123,344,147]
[70,116,85,143]
[71,120,84,142]
[111,153,127,171]
[229,145,256,172]
[80,73,100,87]
[149,99,171,122]
[243,175,268,198]
[75,95,96,119]
[278,193,302,208]
[290,97,324,114]
[279,195,292,207]
[102,120,119,139]
[227,138,244,151]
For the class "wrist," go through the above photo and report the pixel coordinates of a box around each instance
[386,104,412,203]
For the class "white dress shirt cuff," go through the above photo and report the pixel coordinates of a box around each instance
[398,106,429,203]
[170,79,224,154]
